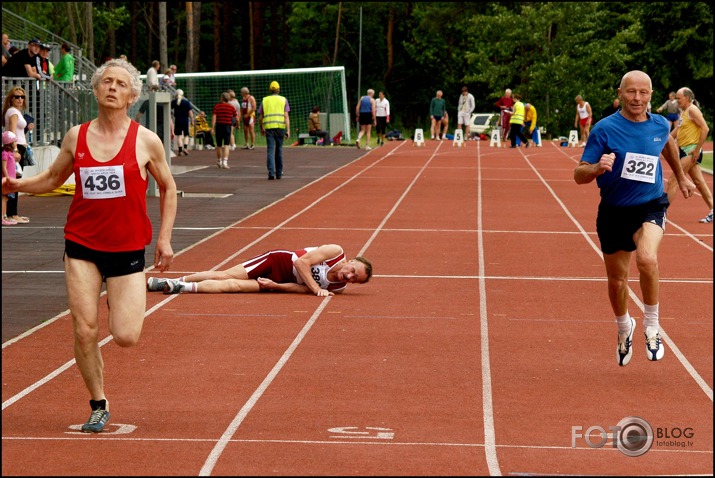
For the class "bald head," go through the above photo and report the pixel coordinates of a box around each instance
[619,70,652,90]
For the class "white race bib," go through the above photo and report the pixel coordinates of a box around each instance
[79,165,126,199]
[620,152,657,184]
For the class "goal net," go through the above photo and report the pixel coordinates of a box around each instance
[133,66,350,143]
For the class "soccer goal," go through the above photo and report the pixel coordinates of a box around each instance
[137,66,350,143]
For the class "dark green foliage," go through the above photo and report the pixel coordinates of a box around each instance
[4,1,711,136]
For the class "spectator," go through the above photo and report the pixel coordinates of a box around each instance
[457,86,476,139]
[494,88,514,142]
[258,80,290,180]
[2,57,177,433]
[574,94,593,147]
[239,87,257,149]
[308,106,331,146]
[508,93,529,148]
[36,43,52,80]
[440,111,450,140]
[162,64,177,88]
[656,91,680,131]
[3,38,42,79]
[193,111,215,149]
[2,130,19,225]
[54,43,75,82]
[146,60,161,92]
[170,89,194,156]
[211,91,238,169]
[2,86,31,223]
[355,88,376,149]
[227,89,240,151]
[523,103,539,146]
[375,91,390,146]
[599,98,620,122]
[2,33,13,67]
[429,90,446,140]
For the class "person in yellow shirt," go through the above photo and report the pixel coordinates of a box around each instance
[524,103,538,147]
[193,111,215,149]
[665,87,712,223]
[508,93,529,148]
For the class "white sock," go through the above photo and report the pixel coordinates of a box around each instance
[180,281,198,293]
[616,313,631,335]
[643,304,659,330]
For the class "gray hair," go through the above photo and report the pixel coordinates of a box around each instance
[678,87,695,102]
[241,87,249,94]
[91,58,143,100]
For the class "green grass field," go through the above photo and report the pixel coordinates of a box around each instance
[702,151,713,173]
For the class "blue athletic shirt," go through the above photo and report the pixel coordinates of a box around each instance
[580,111,670,207]
[359,95,372,113]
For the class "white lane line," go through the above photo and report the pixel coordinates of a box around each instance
[477,140,503,476]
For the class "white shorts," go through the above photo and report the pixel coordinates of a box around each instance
[458,112,471,126]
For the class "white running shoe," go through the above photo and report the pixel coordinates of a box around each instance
[163,279,186,294]
[644,326,665,361]
[698,209,713,223]
[617,317,636,366]
[365,146,372,151]
[217,159,223,169]
[222,159,229,169]
[147,277,169,292]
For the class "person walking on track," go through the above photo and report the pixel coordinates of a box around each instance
[2,57,177,433]
[355,88,376,150]
[147,244,372,297]
[573,70,695,367]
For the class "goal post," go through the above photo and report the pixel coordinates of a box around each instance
[137,66,351,143]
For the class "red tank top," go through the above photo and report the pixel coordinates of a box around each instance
[64,120,152,252]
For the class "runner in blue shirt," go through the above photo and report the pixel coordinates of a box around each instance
[574,70,695,367]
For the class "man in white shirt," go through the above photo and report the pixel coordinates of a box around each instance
[457,86,476,139]
[146,60,161,92]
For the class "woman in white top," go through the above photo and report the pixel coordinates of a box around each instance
[573,95,592,147]
[375,91,390,146]
[2,86,31,223]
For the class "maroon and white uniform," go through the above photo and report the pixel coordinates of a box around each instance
[242,247,347,293]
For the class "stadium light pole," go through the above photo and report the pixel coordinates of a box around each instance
[357,6,362,105]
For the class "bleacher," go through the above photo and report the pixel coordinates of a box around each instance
[2,7,97,149]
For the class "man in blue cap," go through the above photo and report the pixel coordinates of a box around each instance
[3,38,42,79]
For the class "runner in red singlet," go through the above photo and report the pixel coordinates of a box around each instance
[147,244,373,297]
[3,58,177,433]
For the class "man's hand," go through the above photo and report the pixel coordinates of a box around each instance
[597,153,615,175]
[257,277,278,290]
[678,176,697,199]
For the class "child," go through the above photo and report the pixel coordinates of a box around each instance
[2,130,19,225]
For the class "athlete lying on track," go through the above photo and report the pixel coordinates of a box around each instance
[147,243,372,297]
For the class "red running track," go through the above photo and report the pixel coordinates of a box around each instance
[2,139,712,475]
